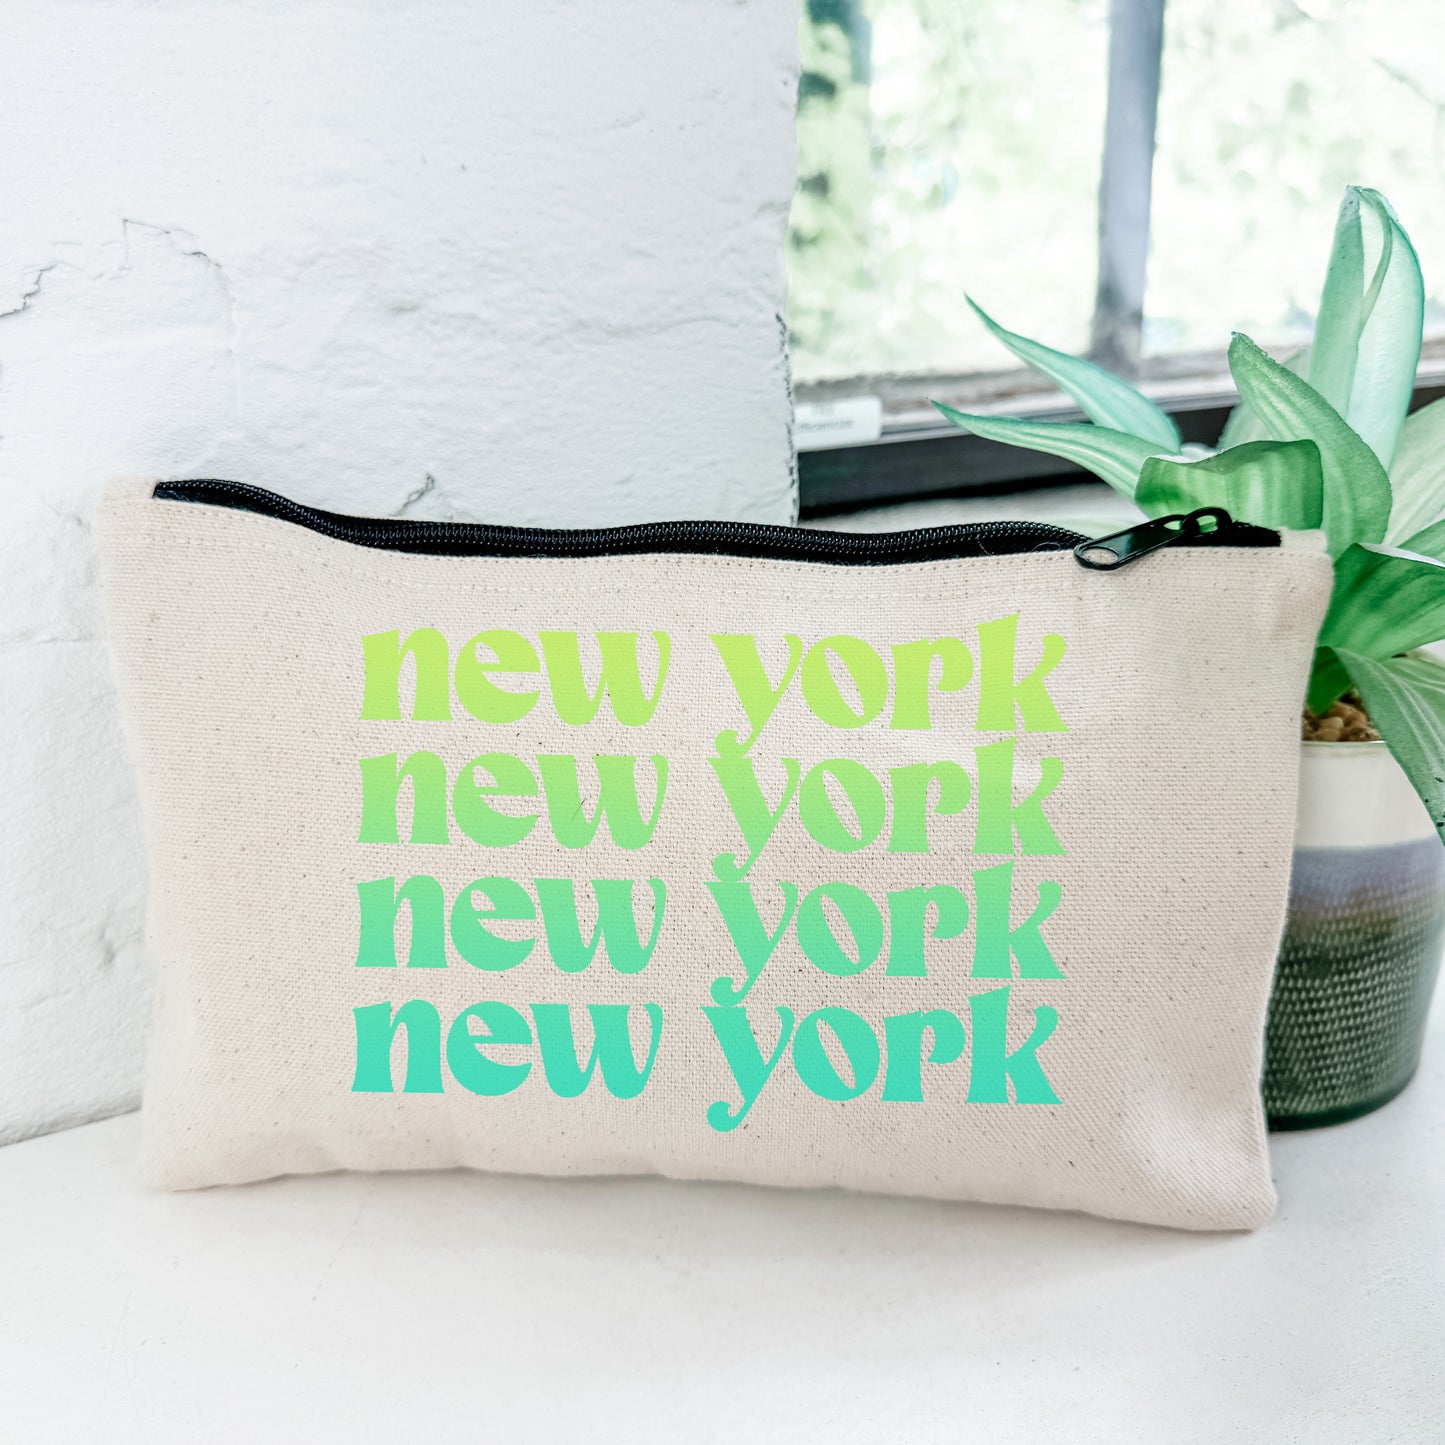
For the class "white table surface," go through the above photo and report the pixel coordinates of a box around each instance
[3,1006,1442,1444]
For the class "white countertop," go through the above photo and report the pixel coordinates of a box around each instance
[3,1005,1442,1444]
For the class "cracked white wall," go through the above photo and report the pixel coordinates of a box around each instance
[0,1,800,1144]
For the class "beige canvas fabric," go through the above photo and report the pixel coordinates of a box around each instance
[97,476,1333,1230]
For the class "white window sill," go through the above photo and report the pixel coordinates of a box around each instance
[808,481,1140,535]
[2,995,1441,1441]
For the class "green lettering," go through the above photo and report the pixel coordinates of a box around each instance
[887,760,971,852]
[975,614,1067,732]
[885,884,968,976]
[706,861,799,1004]
[966,986,1061,1104]
[360,628,451,721]
[702,1005,795,1132]
[792,1008,879,1100]
[797,759,886,852]
[536,878,666,974]
[449,877,536,971]
[881,1009,967,1101]
[351,1000,444,1093]
[358,752,450,844]
[707,728,800,877]
[800,635,888,729]
[531,1002,663,1099]
[537,754,668,850]
[451,752,539,847]
[355,875,447,968]
[973,740,1065,856]
[708,633,804,751]
[890,638,973,730]
[971,862,1064,978]
[796,882,883,977]
[446,1001,532,1095]
[453,629,540,724]
[539,631,671,726]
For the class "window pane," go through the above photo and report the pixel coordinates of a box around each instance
[788,0,1111,384]
[1146,0,1445,358]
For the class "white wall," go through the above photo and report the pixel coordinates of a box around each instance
[0,0,799,1144]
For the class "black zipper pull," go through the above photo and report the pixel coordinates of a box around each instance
[1074,507,1235,571]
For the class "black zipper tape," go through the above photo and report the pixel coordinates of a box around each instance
[153,480,1279,568]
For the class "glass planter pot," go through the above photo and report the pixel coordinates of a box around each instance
[1265,740,1445,1129]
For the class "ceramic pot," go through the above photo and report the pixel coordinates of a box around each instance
[1265,741,1445,1129]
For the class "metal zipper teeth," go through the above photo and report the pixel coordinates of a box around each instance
[153,479,1278,565]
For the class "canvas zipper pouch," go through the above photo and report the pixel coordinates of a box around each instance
[97,477,1332,1230]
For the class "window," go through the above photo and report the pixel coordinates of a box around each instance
[789,0,1445,509]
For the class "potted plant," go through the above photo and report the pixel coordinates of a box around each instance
[936,187,1445,1128]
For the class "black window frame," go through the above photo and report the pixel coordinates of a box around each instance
[799,368,1445,518]
[792,0,1445,518]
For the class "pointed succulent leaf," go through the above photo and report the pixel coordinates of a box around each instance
[1308,189,1368,417]
[930,402,1167,499]
[1217,347,1309,449]
[1398,514,1445,563]
[1227,333,1392,554]
[966,297,1181,449]
[1332,648,1445,839]
[1319,542,1445,660]
[1134,439,1324,529]
[1384,396,1445,544]
[1306,646,1353,716]
[1308,187,1423,471]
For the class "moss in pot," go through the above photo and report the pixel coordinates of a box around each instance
[933,186,1445,1127]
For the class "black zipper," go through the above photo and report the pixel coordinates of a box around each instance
[153,480,1279,569]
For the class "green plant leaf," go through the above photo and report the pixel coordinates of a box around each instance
[1227,333,1392,554]
[1217,347,1308,449]
[1308,188,1423,471]
[1320,542,1445,659]
[1306,646,1352,715]
[1384,396,1445,544]
[1398,514,1445,562]
[1309,190,1368,417]
[931,402,1167,498]
[1333,648,1445,838]
[1133,439,1324,529]
[966,298,1181,450]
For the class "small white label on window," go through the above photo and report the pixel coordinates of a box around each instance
[794,395,883,451]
